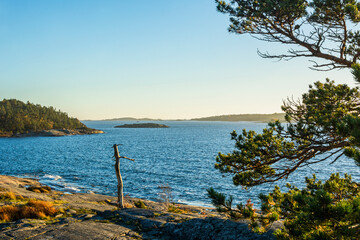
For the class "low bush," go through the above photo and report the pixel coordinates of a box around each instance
[0,200,58,222]
[168,204,186,214]
[0,192,17,201]
[134,200,147,209]
[208,173,360,239]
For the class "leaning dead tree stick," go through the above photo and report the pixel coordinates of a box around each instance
[113,144,135,209]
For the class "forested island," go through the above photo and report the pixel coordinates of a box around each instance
[0,99,103,137]
[114,123,169,128]
[103,117,163,121]
[191,113,285,122]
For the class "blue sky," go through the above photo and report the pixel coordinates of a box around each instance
[0,0,354,120]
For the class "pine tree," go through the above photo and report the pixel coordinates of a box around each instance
[208,1,360,238]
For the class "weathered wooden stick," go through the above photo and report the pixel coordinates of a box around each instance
[120,156,135,161]
[113,144,123,209]
[113,144,135,209]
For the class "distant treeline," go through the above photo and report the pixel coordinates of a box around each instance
[102,117,162,121]
[0,99,86,135]
[191,113,285,122]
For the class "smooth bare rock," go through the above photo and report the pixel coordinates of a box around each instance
[12,128,104,137]
[66,209,77,215]
[161,217,276,240]
[0,175,281,240]
[0,221,141,240]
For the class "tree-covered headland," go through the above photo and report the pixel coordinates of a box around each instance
[0,99,92,136]
[191,113,285,122]
[208,0,360,239]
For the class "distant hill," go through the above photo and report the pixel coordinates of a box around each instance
[100,114,286,122]
[0,99,101,137]
[191,113,285,122]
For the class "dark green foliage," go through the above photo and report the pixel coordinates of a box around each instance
[208,174,360,238]
[216,79,360,187]
[207,187,256,221]
[211,80,360,238]
[216,0,360,70]
[134,200,147,209]
[0,99,86,135]
[207,187,234,213]
[262,174,360,239]
[213,1,360,239]
[351,63,360,83]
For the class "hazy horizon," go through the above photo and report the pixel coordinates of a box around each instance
[80,112,285,121]
[0,1,355,120]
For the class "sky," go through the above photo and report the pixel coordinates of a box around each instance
[0,0,355,120]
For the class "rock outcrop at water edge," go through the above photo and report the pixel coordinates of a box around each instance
[0,175,280,239]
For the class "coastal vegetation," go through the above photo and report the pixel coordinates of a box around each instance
[0,199,58,222]
[209,0,360,238]
[0,191,58,222]
[0,99,96,137]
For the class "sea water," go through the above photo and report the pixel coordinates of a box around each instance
[0,121,359,207]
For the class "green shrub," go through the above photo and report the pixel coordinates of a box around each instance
[208,173,360,238]
[267,173,360,239]
[134,200,146,209]
[168,204,186,214]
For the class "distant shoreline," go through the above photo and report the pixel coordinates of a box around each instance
[114,123,169,128]
[84,113,285,123]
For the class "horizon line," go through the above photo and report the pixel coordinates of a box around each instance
[81,112,285,121]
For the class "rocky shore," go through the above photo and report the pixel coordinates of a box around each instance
[0,175,280,239]
[6,128,104,137]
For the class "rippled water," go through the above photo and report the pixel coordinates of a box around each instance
[1,121,359,207]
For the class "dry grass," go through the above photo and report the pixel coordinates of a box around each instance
[26,186,52,193]
[0,192,17,201]
[0,206,18,222]
[0,191,23,202]
[52,200,68,206]
[0,200,58,222]
[168,204,187,214]
[123,202,133,208]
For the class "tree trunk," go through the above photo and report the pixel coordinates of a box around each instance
[113,144,124,209]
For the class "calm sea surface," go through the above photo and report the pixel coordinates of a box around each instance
[1,121,359,207]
